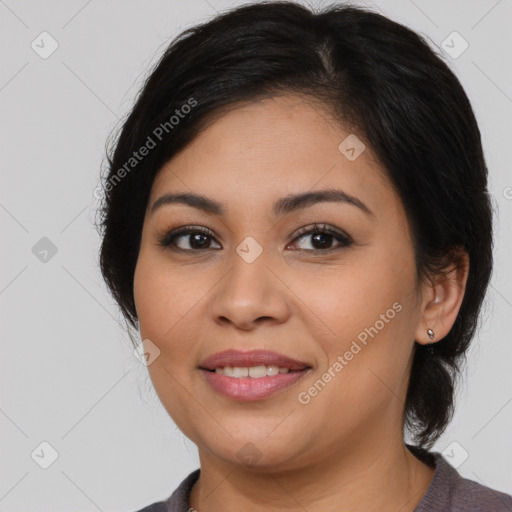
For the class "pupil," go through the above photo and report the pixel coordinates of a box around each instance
[312,233,331,249]
[191,234,209,249]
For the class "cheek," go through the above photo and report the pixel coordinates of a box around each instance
[291,250,417,399]
[133,249,212,397]
[134,250,194,341]
[133,254,202,429]
[291,258,409,346]
[133,259,166,341]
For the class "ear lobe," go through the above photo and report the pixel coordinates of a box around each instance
[414,248,470,345]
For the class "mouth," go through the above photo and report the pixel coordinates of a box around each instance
[198,349,312,401]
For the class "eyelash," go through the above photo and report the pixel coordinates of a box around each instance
[157,222,353,254]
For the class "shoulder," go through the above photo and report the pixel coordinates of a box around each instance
[132,468,200,512]
[409,445,512,512]
[448,468,512,512]
[132,502,168,512]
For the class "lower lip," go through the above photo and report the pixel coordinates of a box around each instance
[200,369,310,401]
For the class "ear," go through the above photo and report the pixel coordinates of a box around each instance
[414,247,470,345]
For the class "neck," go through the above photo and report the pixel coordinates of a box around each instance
[189,436,435,512]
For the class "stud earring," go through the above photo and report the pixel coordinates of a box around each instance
[427,328,435,341]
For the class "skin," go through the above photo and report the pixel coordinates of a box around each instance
[133,94,469,512]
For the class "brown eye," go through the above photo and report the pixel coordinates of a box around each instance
[289,223,353,252]
[158,226,221,251]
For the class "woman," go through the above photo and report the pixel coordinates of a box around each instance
[96,2,512,510]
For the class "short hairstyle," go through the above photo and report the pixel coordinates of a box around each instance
[96,0,493,449]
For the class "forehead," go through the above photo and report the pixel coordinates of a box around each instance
[149,94,397,219]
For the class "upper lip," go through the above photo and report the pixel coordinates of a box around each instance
[199,349,310,371]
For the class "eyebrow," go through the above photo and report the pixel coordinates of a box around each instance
[149,187,374,218]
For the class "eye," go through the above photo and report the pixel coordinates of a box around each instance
[157,222,353,253]
[157,226,221,251]
[288,223,353,252]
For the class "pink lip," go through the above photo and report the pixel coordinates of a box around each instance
[200,368,311,401]
[198,349,312,401]
[199,349,310,371]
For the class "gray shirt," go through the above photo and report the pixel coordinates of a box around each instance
[133,446,512,511]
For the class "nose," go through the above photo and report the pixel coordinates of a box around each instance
[208,245,291,331]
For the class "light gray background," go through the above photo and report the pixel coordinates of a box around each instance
[1,0,511,510]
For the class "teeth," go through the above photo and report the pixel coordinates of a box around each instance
[214,365,291,378]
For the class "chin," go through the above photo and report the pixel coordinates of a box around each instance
[194,430,310,473]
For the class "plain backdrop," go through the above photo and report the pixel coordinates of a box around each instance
[1,0,511,510]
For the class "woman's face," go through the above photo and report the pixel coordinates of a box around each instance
[133,94,426,471]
